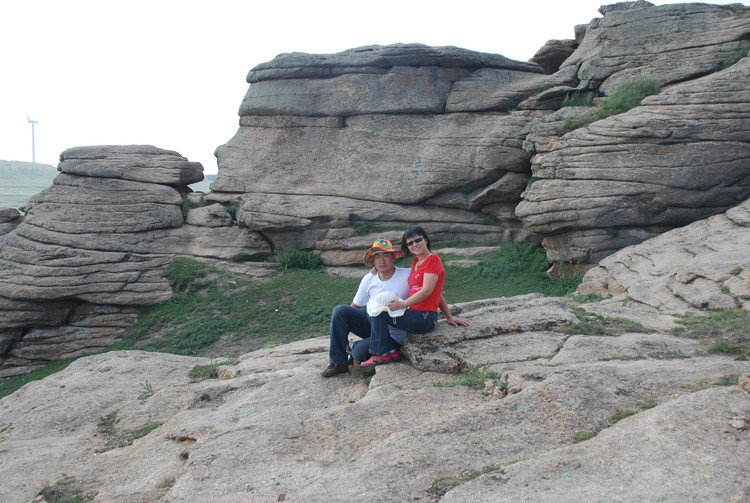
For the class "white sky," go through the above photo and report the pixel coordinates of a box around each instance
[0,0,742,174]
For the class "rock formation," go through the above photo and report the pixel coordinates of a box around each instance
[1,287,747,502]
[517,3,750,263]
[208,1,750,266]
[208,44,557,263]
[578,198,750,312]
[0,146,271,377]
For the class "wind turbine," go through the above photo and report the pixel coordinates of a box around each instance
[26,114,38,163]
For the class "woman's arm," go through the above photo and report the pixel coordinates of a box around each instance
[438,295,470,327]
[388,273,438,311]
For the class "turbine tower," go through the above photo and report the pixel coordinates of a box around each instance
[27,114,38,163]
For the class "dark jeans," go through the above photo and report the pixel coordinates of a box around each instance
[368,309,438,355]
[327,305,400,364]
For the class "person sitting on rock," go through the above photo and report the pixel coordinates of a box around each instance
[322,238,468,377]
[362,225,469,367]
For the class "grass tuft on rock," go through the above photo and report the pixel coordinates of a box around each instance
[562,76,661,131]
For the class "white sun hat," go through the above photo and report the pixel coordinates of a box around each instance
[367,291,406,318]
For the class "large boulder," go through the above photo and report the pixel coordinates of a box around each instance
[518,51,750,264]
[211,44,560,264]
[0,145,271,376]
[578,197,750,311]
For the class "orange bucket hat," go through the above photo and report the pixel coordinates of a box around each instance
[363,239,404,267]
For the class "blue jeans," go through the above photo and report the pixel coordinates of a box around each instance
[327,305,400,364]
[368,309,438,355]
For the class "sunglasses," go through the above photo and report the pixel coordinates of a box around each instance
[405,237,425,247]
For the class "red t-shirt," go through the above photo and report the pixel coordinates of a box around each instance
[408,254,444,312]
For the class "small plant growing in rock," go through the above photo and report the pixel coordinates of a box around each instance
[157,477,176,489]
[611,409,636,423]
[189,359,232,382]
[638,397,658,409]
[719,47,749,70]
[561,91,594,107]
[562,76,661,131]
[139,380,154,395]
[38,474,93,503]
[458,185,474,195]
[729,267,742,276]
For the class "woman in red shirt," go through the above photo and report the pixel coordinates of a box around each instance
[362,225,468,366]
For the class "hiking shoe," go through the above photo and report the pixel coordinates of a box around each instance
[321,363,350,377]
[361,350,400,367]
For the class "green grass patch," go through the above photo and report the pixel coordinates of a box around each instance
[708,340,741,354]
[567,308,650,335]
[730,267,742,276]
[112,269,359,357]
[719,47,749,70]
[561,91,594,107]
[611,409,636,424]
[637,397,657,410]
[433,364,505,390]
[439,242,582,301]
[562,76,661,131]
[277,248,323,270]
[189,359,234,381]
[164,258,217,291]
[38,475,93,503]
[671,308,750,354]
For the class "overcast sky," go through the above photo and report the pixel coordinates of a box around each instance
[1,0,742,174]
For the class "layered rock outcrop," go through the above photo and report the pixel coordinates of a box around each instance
[517,1,750,263]
[209,1,750,266]
[577,198,750,312]
[1,294,747,502]
[209,45,561,263]
[0,146,270,377]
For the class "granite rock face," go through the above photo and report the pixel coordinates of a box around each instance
[517,1,750,263]
[578,197,750,312]
[0,146,270,377]
[1,299,747,502]
[211,44,558,263]
[209,3,750,266]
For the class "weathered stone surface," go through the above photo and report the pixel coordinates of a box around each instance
[1,326,747,502]
[240,66,466,117]
[246,43,543,82]
[562,2,750,91]
[403,294,579,373]
[185,203,232,227]
[578,198,750,311]
[215,112,534,203]
[529,39,579,74]
[58,145,204,186]
[517,56,750,263]
[231,193,526,264]
[0,208,23,236]
[0,146,272,376]
[213,43,552,259]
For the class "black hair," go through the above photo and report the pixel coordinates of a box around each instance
[400,225,431,256]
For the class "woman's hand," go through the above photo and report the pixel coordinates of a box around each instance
[446,317,470,327]
[387,299,407,311]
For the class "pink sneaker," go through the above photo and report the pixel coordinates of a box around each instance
[361,350,400,367]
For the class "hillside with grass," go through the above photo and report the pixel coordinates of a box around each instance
[0,160,57,208]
